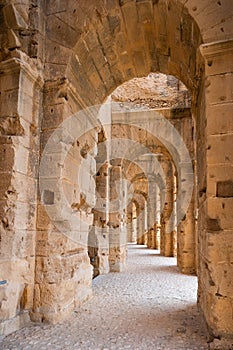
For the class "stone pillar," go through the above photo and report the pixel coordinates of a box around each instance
[197,40,233,341]
[0,56,42,336]
[160,160,177,257]
[88,126,110,278]
[155,185,161,250]
[172,174,177,256]
[108,163,127,272]
[127,212,134,243]
[126,201,137,243]
[177,196,196,274]
[142,201,148,245]
[132,215,137,243]
[89,160,110,278]
[174,110,196,274]
[146,177,157,249]
[32,79,95,324]
[136,206,146,245]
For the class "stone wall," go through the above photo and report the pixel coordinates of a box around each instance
[32,79,97,323]
[0,54,42,336]
[198,40,233,341]
[0,0,232,346]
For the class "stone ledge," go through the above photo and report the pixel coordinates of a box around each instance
[200,39,233,59]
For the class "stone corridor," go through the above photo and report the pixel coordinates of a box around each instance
[0,244,209,350]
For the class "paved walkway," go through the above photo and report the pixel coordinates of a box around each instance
[0,245,209,350]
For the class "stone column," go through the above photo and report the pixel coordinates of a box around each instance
[146,177,157,249]
[108,162,127,272]
[174,110,196,274]
[33,79,95,324]
[89,159,110,277]
[155,185,161,250]
[127,210,134,243]
[136,205,146,245]
[142,201,148,245]
[197,40,233,341]
[88,126,110,278]
[160,160,177,257]
[177,196,196,274]
[0,57,42,336]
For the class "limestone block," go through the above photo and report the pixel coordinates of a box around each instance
[42,103,67,131]
[0,143,14,172]
[0,282,23,320]
[214,264,233,297]
[204,18,233,44]
[3,4,28,30]
[0,70,20,93]
[207,231,233,264]
[0,89,20,117]
[33,260,92,323]
[20,283,34,310]
[121,1,142,44]
[12,172,37,204]
[62,180,77,205]
[33,280,75,313]
[207,198,233,230]
[45,0,67,15]
[44,63,67,81]
[207,164,233,197]
[205,49,233,76]
[0,172,13,199]
[39,152,65,178]
[213,297,233,335]
[63,154,79,184]
[186,0,232,37]
[14,201,36,231]
[217,180,233,198]
[0,115,25,136]
[0,311,30,338]
[35,253,90,284]
[136,1,153,24]
[206,104,233,136]
[46,15,78,49]
[207,134,233,165]
[109,246,127,272]
[17,229,36,258]
[6,29,21,50]
[206,74,233,105]
[45,39,72,65]
[13,144,29,174]
[0,259,35,319]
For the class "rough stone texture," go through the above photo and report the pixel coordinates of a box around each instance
[0,245,210,350]
[0,0,232,346]
[112,73,191,109]
[0,53,42,335]
[32,79,96,324]
[198,38,233,341]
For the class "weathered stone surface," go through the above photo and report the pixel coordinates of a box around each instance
[0,1,232,346]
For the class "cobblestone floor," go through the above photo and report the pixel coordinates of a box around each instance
[0,244,209,350]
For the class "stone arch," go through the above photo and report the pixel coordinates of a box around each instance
[41,2,233,338]
[39,0,204,326]
[0,0,231,343]
[64,0,203,105]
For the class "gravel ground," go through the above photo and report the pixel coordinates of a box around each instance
[0,244,209,350]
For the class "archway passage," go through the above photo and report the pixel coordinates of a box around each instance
[0,244,208,350]
[87,71,196,278]
[0,0,233,347]
[109,73,195,274]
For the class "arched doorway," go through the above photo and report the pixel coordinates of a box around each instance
[0,0,232,344]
